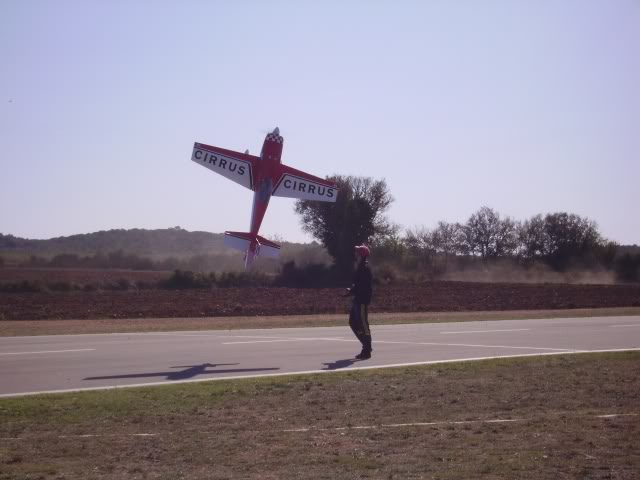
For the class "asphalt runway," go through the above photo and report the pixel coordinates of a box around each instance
[1,315,639,398]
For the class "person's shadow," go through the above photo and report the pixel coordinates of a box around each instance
[322,358,360,370]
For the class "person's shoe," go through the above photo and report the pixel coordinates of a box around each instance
[355,350,371,360]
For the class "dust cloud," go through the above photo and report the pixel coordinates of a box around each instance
[439,262,616,285]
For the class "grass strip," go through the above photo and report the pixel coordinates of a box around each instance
[1,351,638,479]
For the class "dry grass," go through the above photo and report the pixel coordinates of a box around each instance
[1,307,639,337]
[1,352,638,479]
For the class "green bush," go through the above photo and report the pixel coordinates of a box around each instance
[274,261,341,288]
[615,254,640,283]
[162,270,216,289]
[0,280,48,293]
[48,281,79,292]
[217,271,271,288]
[374,264,397,285]
[110,278,136,291]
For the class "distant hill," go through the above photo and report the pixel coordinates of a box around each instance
[0,227,283,258]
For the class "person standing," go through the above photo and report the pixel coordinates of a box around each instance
[346,245,373,359]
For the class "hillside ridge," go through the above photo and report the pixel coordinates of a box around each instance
[0,227,251,257]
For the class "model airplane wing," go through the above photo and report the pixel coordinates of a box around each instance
[272,164,338,202]
[191,142,259,190]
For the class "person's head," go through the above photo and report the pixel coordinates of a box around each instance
[354,245,370,262]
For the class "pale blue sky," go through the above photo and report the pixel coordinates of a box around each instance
[1,0,639,244]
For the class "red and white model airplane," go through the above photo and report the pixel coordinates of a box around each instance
[191,128,338,268]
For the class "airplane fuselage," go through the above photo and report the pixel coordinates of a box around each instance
[246,131,284,262]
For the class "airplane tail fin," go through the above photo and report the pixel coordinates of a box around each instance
[224,231,281,268]
[254,234,282,258]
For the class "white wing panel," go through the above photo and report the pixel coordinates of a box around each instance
[272,174,337,202]
[258,243,280,258]
[191,144,253,190]
[224,233,251,253]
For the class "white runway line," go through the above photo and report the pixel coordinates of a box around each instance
[373,340,572,352]
[1,413,636,441]
[127,333,297,339]
[284,418,522,432]
[57,433,159,439]
[440,328,530,334]
[609,324,640,328]
[223,336,565,351]
[0,348,95,356]
[223,337,354,345]
[284,413,640,433]
[223,339,317,345]
[596,414,638,418]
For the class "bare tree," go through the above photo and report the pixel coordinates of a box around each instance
[463,207,517,260]
[431,221,465,265]
[495,216,519,257]
[518,214,547,260]
[404,226,435,268]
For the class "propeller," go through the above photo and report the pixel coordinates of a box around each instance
[258,127,281,135]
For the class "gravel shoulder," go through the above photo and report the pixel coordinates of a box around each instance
[1,307,640,337]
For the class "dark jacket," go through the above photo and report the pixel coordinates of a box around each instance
[349,259,373,305]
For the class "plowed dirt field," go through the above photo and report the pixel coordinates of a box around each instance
[1,268,639,320]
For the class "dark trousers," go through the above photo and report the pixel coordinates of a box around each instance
[349,301,372,352]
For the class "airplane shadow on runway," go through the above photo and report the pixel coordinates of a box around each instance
[84,363,280,381]
[322,358,362,370]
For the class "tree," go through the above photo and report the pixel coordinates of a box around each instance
[494,216,519,257]
[463,207,518,260]
[403,226,436,269]
[294,175,395,272]
[517,212,614,270]
[518,214,547,260]
[615,253,640,282]
[431,221,466,264]
[370,232,406,265]
[541,212,605,270]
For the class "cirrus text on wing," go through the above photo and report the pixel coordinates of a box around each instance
[282,178,334,198]
[193,150,246,176]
